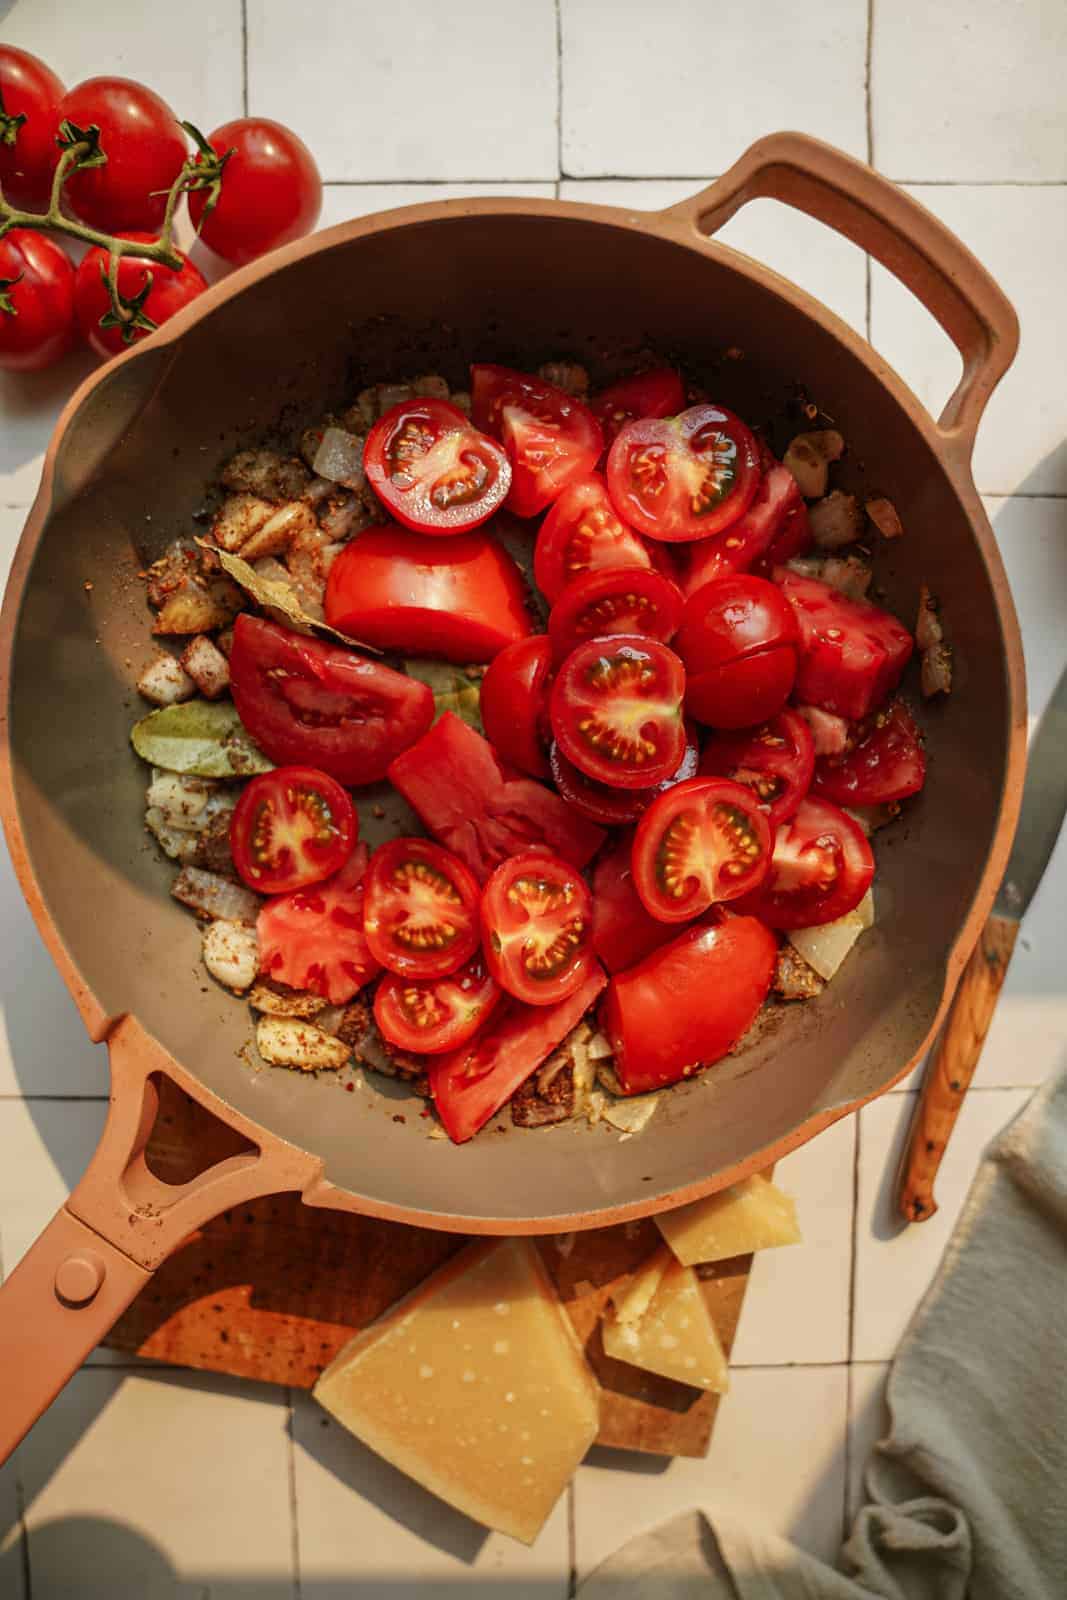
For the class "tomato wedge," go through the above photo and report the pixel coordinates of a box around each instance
[547,566,683,664]
[632,777,773,923]
[676,574,800,730]
[374,951,501,1055]
[230,765,357,894]
[363,837,481,979]
[481,852,595,1006]
[813,700,926,806]
[606,404,761,542]
[603,915,777,1094]
[387,712,605,882]
[699,709,815,828]
[363,398,511,533]
[773,570,914,721]
[591,831,678,974]
[471,363,603,517]
[429,963,607,1142]
[533,474,659,604]
[479,635,553,780]
[549,716,699,827]
[550,635,686,790]
[257,842,381,1004]
[590,367,686,449]
[681,465,806,595]
[734,796,874,929]
[229,615,434,785]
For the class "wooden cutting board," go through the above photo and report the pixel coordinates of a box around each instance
[103,1078,757,1458]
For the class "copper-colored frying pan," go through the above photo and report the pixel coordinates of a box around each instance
[0,133,1024,1459]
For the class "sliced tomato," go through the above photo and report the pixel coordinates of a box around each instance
[606,404,761,543]
[324,524,532,663]
[374,951,501,1055]
[603,915,777,1094]
[681,465,805,595]
[363,398,511,534]
[773,570,915,721]
[481,852,595,1006]
[756,496,812,572]
[676,574,800,730]
[549,716,699,827]
[229,615,433,785]
[363,837,480,979]
[591,831,678,974]
[230,766,356,894]
[550,635,686,790]
[533,474,658,604]
[387,712,605,882]
[471,363,603,517]
[257,842,381,1004]
[479,635,553,780]
[631,777,772,923]
[548,566,683,664]
[734,796,874,929]
[590,367,686,450]
[429,963,607,1142]
[813,700,926,806]
[699,709,815,828]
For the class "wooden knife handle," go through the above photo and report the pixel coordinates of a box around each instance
[897,912,1019,1223]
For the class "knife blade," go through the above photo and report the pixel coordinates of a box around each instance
[996,658,1067,919]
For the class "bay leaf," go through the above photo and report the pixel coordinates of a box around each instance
[131,700,273,778]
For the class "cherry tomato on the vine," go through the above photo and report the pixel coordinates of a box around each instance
[0,231,76,371]
[187,117,322,265]
[54,77,187,233]
[0,46,66,210]
[74,234,207,358]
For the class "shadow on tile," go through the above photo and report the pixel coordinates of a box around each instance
[582,1444,669,1476]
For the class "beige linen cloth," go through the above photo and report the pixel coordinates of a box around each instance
[580,1065,1067,1600]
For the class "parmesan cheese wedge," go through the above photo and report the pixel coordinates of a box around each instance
[655,1175,802,1266]
[313,1239,599,1545]
[602,1247,728,1393]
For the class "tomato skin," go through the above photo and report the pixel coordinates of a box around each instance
[0,231,75,371]
[429,963,606,1142]
[550,635,686,790]
[363,837,481,980]
[187,117,321,265]
[549,715,699,827]
[374,953,502,1056]
[591,831,678,974]
[681,465,805,595]
[55,77,187,233]
[632,776,773,923]
[734,796,874,929]
[676,574,800,729]
[547,565,683,664]
[699,709,815,828]
[471,363,603,517]
[533,474,658,604]
[773,570,914,721]
[363,399,511,535]
[257,841,381,1004]
[603,915,777,1094]
[481,852,595,1006]
[229,615,434,786]
[813,700,926,806]
[324,524,532,663]
[74,234,207,357]
[606,404,761,543]
[590,367,686,449]
[0,46,66,209]
[230,765,356,894]
[479,635,553,780]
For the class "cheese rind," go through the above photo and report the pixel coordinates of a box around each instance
[655,1175,802,1266]
[312,1238,599,1545]
[603,1257,728,1393]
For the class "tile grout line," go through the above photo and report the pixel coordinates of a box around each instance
[554,0,564,192]
[240,0,249,117]
[285,1388,303,1600]
[843,1104,863,1538]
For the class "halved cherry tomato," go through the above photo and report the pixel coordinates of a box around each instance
[632,777,772,923]
[734,796,874,929]
[681,465,806,595]
[549,716,699,827]
[757,496,812,572]
[388,712,605,882]
[606,404,761,543]
[429,963,607,1142]
[257,842,381,1004]
[374,952,502,1055]
[590,367,686,449]
[324,524,531,663]
[603,914,777,1094]
[699,709,815,828]
[676,574,800,729]
[481,852,595,1006]
[533,474,658,604]
[230,765,356,894]
[479,635,553,780]
[591,831,677,974]
[471,363,603,517]
[547,565,683,664]
[229,615,434,785]
[550,635,686,790]
[773,570,914,722]
[813,700,926,806]
[363,837,481,980]
[363,398,511,534]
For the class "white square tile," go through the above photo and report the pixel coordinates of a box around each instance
[574,1365,848,1579]
[853,1088,1030,1361]
[291,1391,570,1597]
[869,186,1067,496]
[560,0,867,177]
[559,181,868,334]
[731,1113,855,1365]
[0,1450,26,1600]
[316,182,557,232]
[871,1,1067,181]
[0,1099,108,1281]
[846,1363,889,1526]
[14,1369,295,1598]
[248,1,558,181]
